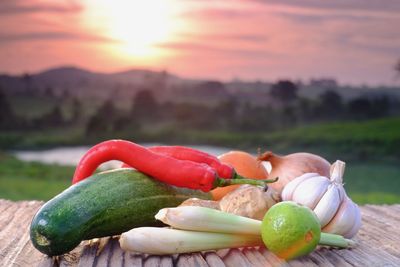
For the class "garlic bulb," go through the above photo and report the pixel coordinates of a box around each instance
[281,160,361,238]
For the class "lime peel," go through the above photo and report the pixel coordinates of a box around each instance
[261,201,356,260]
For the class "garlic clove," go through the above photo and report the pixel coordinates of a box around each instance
[343,201,362,238]
[292,176,330,209]
[313,184,342,228]
[337,184,346,203]
[281,173,319,201]
[322,196,357,236]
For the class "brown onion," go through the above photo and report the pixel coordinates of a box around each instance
[258,151,331,193]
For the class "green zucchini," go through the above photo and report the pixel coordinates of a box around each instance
[30,168,210,256]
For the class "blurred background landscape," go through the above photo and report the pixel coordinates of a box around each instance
[0,0,399,204]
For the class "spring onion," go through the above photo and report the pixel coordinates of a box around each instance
[119,227,263,255]
[155,206,261,235]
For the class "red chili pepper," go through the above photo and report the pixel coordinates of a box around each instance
[72,140,277,192]
[121,146,233,179]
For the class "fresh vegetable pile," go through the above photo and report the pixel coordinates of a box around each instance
[120,203,354,259]
[30,139,361,261]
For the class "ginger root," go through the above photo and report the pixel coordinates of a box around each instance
[179,185,280,220]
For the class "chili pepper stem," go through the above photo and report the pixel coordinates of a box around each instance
[319,233,356,248]
[233,173,278,182]
[215,176,279,188]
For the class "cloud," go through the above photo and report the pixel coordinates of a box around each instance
[156,40,278,59]
[276,11,377,24]
[0,1,83,15]
[0,31,118,43]
[0,1,99,45]
[184,0,400,24]
[178,32,268,43]
[181,8,254,20]
[334,33,400,56]
[182,0,400,21]
[247,0,400,13]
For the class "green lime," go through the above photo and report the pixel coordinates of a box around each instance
[261,201,321,260]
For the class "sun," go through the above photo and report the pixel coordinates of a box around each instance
[90,0,176,57]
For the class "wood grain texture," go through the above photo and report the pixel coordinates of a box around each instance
[0,200,399,267]
[203,252,226,267]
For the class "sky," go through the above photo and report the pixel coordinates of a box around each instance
[0,0,400,86]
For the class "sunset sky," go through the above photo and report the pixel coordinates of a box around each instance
[1,0,400,86]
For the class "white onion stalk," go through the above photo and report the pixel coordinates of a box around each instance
[120,206,355,255]
[155,206,261,235]
[155,206,354,248]
[120,227,263,255]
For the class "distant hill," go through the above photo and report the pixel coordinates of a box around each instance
[0,66,183,98]
[1,66,399,106]
[0,66,233,106]
[34,66,95,86]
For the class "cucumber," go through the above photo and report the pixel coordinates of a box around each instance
[30,168,210,256]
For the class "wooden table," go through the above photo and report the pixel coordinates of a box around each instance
[0,199,399,267]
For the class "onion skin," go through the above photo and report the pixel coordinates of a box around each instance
[258,151,331,193]
[212,151,269,200]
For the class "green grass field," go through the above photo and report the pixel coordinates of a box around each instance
[1,117,400,163]
[183,117,400,161]
[0,153,74,200]
[0,153,398,204]
[343,162,400,204]
[1,117,399,203]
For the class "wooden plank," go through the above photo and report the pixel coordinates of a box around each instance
[1,201,400,267]
[0,201,25,237]
[176,253,209,267]
[332,246,398,267]
[55,242,85,267]
[366,204,400,218]
[59,252,80,267]
[94,237,115,267]
[0,199,14,215]
[37,256,56,267]
[359,220,400,257]
[287,257,319,267]
[108,239,125,267]
[310,248,351,267]
[242,248,269,267]
[158,256,174,267]
[389,204,400,213]
[215,249,230,259]
[358,208,400,258]
[77,241,99,267]
[144,255,173,267]
[363,205,400,230]
[258,247,288,266]
[0,201,44,267]
[223,249,252,267]
[123,252,143,267]
[203,252,226,267]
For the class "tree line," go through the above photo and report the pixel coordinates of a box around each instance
[84,80,398,136]
[0,80,398,136]
[0,87,81,130]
